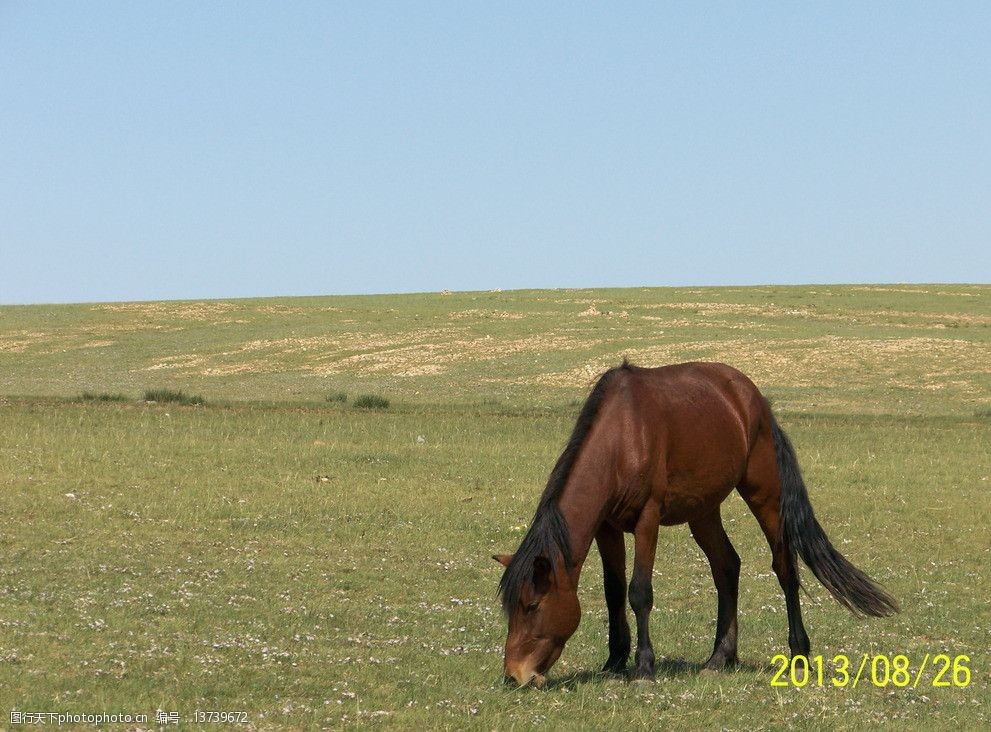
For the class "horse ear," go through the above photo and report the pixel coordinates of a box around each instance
[492,554,513,568]
[532,556,554,596]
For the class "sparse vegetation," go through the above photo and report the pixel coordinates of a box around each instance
[143,388,205,405]
[325,391,348,403]
[79,391,130,402]
[352,393,390,409]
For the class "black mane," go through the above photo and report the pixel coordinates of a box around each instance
[498,361,629,614]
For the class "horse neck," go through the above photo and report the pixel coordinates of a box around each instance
[555,461,614,584]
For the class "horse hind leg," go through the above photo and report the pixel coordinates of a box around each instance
[737,432,811,657]
[688,509,740,671]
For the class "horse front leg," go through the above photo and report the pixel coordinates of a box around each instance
[595,523,630,673]
[629,503,660,680]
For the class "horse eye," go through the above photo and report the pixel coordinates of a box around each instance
[524,601,540,613]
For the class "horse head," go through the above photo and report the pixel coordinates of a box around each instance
[493,553,581,687]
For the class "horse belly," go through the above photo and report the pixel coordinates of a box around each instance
[655,455,742,526]
[651,402,752,525]
[656,479,737,525]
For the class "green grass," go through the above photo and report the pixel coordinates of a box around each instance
[79,391,131,403]
[1,285,988,729]
[143,388,205,406]
[352,394,390,410]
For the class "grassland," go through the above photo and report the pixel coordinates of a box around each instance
[0,285,988,730]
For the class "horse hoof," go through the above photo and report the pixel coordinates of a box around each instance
[630,667,656,683]
[701,653,736,674]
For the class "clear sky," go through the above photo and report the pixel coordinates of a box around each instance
[2,2,989,304]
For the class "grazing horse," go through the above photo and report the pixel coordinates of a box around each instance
[494,361,897,687]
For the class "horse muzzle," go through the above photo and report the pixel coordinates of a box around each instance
[504,666,546,688]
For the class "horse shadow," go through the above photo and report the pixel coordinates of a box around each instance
[541,657,768,690]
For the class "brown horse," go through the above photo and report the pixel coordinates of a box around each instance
[494,361,897,687]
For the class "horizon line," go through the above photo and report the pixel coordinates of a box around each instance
[1,281,986,308]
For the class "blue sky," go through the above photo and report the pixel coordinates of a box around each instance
[1,2,989,304]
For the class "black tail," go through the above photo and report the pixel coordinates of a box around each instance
[770,412,898,618]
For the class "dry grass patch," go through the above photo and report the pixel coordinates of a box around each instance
[94,301,241,320]
[143,354,207,371]
[512,336,991,399]
[851,286,935,294]
[0,331,51,353]
[448,309,524,320]
[640,336,990,389]
[311,334,591,377]
[637,301,814,318]
[639,315,770,330]
[253,305,341,315]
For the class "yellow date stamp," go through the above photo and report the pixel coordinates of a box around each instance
[770,653,971,688]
